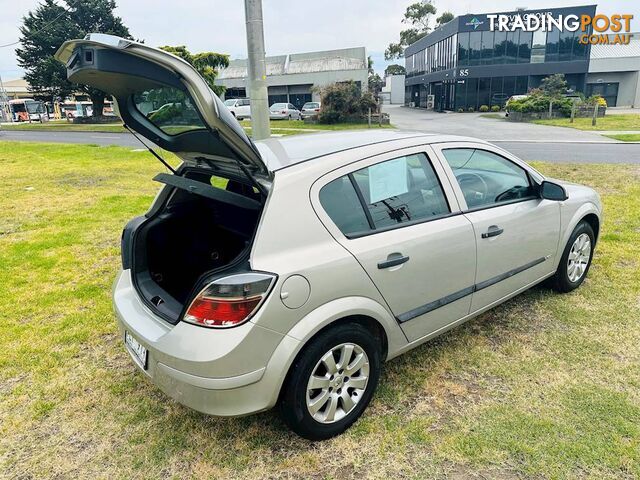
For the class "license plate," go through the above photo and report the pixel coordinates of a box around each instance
[125,331,148,369]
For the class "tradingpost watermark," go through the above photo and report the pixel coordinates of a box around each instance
[486,12,634,45]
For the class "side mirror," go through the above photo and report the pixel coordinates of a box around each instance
[540,180,568,201]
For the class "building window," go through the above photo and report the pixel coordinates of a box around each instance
[545,27,560,62]
[572,31,588,60]
[517,31,532,63]
[458,32,470,67]
[558,30,574,61]
[515,75,529,94]
[478,77,491,107]
[531,30,546,63]
[469,31,482,66]
[493,31,506,64]
[505,30,519,63]
[481,30,495,65]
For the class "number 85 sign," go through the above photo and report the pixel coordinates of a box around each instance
[458,68,469,77]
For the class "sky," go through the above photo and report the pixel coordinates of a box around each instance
[1,0,639,81]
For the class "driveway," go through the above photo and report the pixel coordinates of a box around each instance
[383,105,640,163]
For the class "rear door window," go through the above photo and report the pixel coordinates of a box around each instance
[133,85,206,135]
[319,153,450,236]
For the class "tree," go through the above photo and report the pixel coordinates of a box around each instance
[17,0,131,117]
[384,64,406,76]
[436,11,454,27]
[160,46,229,96]
[368,73,383,97]
[16,0,78,102]
[540,74,569,97]
[315,81,376,124]
[385,1,437,60]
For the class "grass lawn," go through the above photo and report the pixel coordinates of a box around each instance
[604,134,640,142]
[2,119,393,135]
[1,141,639,479]
[532,114,640,131]
[1,120,127,133]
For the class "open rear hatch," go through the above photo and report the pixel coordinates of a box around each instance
[55,34,270,323]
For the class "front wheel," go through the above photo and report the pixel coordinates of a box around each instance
[279,323,381,440]
[551,220,595,293]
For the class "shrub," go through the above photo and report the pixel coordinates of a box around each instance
[467,106,475,113]
[479,105,489,112]
[586,95,607,107]
[457,108,464,113]
[315,81,377,124]
[491,105,500,112]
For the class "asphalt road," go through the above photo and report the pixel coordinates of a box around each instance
[2,120,639,164]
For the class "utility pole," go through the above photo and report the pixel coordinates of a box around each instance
[244,0,270,140]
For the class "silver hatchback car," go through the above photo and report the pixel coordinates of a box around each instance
[56,35,602,440]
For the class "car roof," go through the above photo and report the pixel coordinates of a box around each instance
[255,130,485,171]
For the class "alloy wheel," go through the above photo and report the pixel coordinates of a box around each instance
[306,343,370,424]
[567,233,591,282]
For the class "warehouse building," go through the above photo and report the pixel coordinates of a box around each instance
[404,5,597,110]
[216,47,368,109]
[587,33,640,107]
[2,47,369,113]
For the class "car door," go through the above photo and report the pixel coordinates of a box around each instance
[432,143,561,313]
[312,145,477,343]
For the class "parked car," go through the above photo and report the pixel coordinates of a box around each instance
[505,94,529,117]
[270,102,301,120]
[224,98,251,119]
[56,35,603,440]
[301,101,321,119]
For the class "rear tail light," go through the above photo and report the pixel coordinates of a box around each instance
[314,108,320,111]
[183,272,276,328]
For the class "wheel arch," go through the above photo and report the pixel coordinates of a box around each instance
[259,296,407,409]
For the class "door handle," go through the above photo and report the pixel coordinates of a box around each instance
[481,225,504,239]
[378,253,410,269]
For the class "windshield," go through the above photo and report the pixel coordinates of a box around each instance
[223,99,236,106]
[133,86,207,136]
[11,103,27,113]
[303,102,319,109]
[26,101,45,114]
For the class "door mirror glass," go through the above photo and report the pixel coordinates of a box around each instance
[540,180,568,201]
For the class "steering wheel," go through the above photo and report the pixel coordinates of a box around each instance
[495,185,529,202]
[456,172,488,204]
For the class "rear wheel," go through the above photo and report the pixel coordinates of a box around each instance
[279,323,381,440]
[551,220,595,293]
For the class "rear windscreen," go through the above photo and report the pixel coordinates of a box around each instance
[133,86,207,136]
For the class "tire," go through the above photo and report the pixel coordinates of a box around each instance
[279,323,381,440]
[551,220,595,293]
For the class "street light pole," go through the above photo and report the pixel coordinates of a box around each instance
[244,0,270,140]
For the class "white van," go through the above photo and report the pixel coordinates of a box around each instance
[223,98,251,120]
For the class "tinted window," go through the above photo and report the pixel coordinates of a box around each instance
[442,149,534,209]
[319,177,370,236]
[134,86,206,135]
[352,153,449,230]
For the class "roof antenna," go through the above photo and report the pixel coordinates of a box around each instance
[123,124,176,174]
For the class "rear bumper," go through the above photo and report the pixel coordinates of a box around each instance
[112,269,295,416]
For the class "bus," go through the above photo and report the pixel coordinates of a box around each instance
[8,99,49,122]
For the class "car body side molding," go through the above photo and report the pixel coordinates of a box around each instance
[397,257,547,323]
